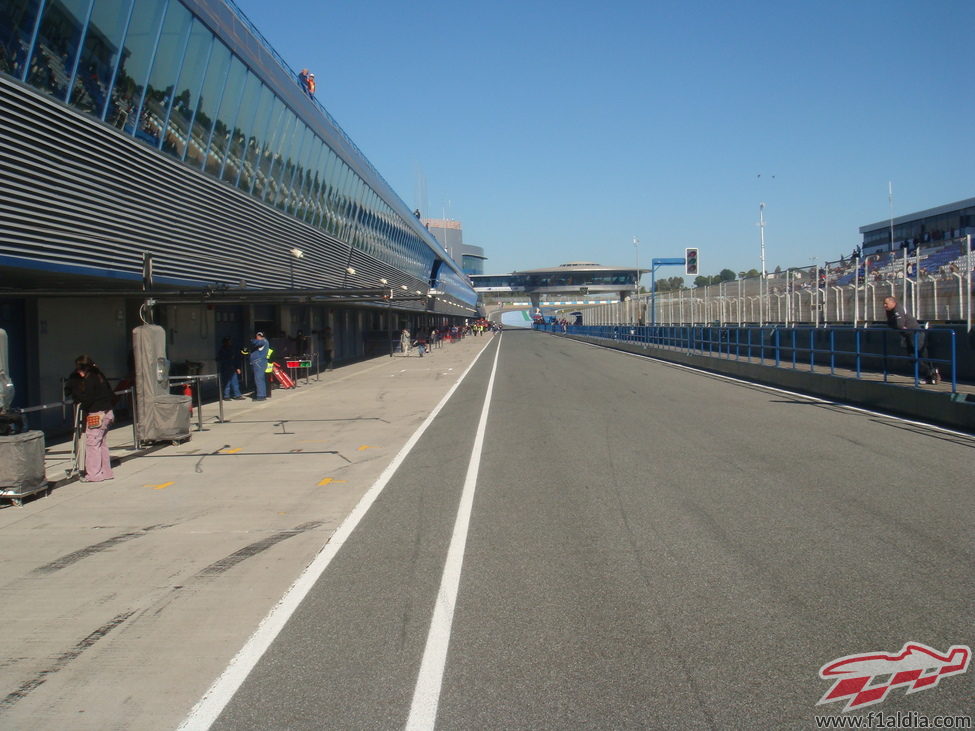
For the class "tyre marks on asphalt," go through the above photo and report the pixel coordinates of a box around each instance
[4,520,328,716]
[32,524,174,574]
[0,610,135,711]
[195,521,324,577]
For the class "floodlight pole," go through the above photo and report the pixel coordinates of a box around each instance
[759,203,766,326]
[888,181,895,251]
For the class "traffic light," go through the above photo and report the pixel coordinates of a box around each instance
[685,248,699,276]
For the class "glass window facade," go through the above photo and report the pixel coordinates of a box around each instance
[862,203,975,251]
[106,0,167,133]
[462,254,484,275]
[26,0,92,100]
[160,16,209,158]
[69,0,132,117]
[135,0,190,147]
[185,34,227,168]
[470,271,635,290]
[1,0,476,304]
[0,0,43,79]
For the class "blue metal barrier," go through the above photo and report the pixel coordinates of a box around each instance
[533,323,958,392]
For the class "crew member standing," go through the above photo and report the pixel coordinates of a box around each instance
[247,332,269,400]
[264,338,275,398]
[65,355,115,482]
[217,337,243,400]
[400,328,411,356]
[322,326,334,371]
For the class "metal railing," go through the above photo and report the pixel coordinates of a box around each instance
[237,353,322,391]
[6,363,327,481]
[16,385,140,477]
[168,374,223,434]
[535,323,958,392]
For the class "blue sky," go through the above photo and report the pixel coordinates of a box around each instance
[233,0,975,279]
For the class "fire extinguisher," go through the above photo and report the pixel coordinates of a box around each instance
[183,382,193,416]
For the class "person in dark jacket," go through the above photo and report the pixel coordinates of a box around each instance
[883,296,939,384]
[65,355,115,481]
[217,337,243,400]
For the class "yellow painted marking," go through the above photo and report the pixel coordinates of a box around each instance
[318,478,348,486]
[221,447,242,454]
[357,445,377,451]
[146,481,174,490]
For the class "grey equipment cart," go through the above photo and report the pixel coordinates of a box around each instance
[0,431,48,506]
[0,328,47,506]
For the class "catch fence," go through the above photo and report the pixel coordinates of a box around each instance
[581,237,973,330]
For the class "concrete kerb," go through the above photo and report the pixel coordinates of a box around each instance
[549,331,975,434]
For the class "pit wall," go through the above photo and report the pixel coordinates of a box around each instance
[543,329,975,433]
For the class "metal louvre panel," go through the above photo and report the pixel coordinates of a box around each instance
[0,76,425,291]
[347,249,421,294]
[0,82,343,287]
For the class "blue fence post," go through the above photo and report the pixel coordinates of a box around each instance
[950,330,957,393]
[809,329,815,372]
[910,331,918,385]
[830,329,836,375]
[856,329,862,379]
[774,328,781,367]
[791,328,797,369]
[881,332,889,383]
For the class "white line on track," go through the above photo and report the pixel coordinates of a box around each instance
[405,334,504,730]
[579,337,975,440]
[177,335,499,731]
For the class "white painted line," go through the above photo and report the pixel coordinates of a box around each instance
[406,334,503,730]
[582,337,975,440]
[177,335,500,731]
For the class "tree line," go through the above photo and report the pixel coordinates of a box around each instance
[653,269,762,292]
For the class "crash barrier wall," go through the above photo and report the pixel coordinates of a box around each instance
[584,237,974,330]
[532,326,975,432]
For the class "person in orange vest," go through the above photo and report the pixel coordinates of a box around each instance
[306,73,316,97]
